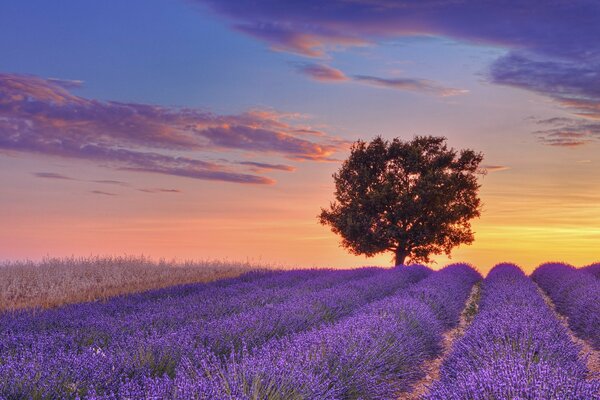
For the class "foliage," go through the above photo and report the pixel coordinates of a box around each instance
[319,136,484,265]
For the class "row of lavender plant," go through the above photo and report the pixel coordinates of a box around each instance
[583,263,600,279]
[532,262,600,350]
[113,264,480,399]
[187,264,432,358]
[0,267,378,343]
[427,264,600,399]
[0,267,430,399]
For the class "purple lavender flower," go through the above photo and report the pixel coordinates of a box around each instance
[427,263,600,399]
[532,262,600,350]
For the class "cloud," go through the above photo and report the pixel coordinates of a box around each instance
[198,0,600,145]
[199,1,599,60]
[295,63,466,96]
[0,73,344,185]
[137,188,181,193]
[295,63,348,82]
[90,190,117,196]
[34,173,134,186]
[353,75,467,96]
[235,23,368,57]
[92,180,130,186]
[33,172,75,180]
[532,117,600,147]
[238,161,296,172]
[482,165,510,173]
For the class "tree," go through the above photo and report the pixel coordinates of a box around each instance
[319,136,484,266]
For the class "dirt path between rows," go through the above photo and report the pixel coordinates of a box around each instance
[535,284,600,379]
[398,282,481,400]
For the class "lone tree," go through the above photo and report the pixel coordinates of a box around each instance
[319,136,484,266]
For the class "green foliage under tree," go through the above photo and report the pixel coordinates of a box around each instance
[319,135,484,266]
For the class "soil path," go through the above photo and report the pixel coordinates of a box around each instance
[398,282,481,400]
[535,284,600,379]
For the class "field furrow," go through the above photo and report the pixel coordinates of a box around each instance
[399,281,481,400]
[535,283,600,380]
[119,264,480,399]
[532,263,600,350]
[425,264,600,399]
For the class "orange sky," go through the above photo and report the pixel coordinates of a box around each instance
[2,141,599,275]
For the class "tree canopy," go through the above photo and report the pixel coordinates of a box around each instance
[319,136,484,266]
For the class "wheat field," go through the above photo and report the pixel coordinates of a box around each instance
[0,255,272,311]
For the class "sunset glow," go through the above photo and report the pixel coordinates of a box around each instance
[1,1,599,273]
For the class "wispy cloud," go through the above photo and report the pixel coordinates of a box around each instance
[238,161,296,172]
[198,0,600,145]
[0,73,344,184]
[295,63,348,82]
[137,188,181,193]
[33,172,75,180]
[90,190,117,196]
[532,117,600,147]
[236,23,368,57]
[92,180,130,186]
[482,165,510,173]
[353,75,467,96]
[296,63,466,96]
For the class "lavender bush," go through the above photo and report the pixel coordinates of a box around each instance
[427,263,600,399]
[532,262,600,349]
[583,263,600,279]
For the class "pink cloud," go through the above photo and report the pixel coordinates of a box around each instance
[199,0,600,145]
[353,75,467,97]
[296,64,349,82]
[0,73,344,184]
[238,161,296,172]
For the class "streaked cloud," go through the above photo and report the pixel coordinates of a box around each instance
[532,117,600,147]
[295,63,348,82]
[33,172,75,180]
[353,75,467,96]
[137,188,181,193]
[0,73,344,185]
[482,165,510,173]
[296,63,466,96]
[90,190,117,196]
[236,24,368,57]
[238,161,296,172]
[92,180,130,186]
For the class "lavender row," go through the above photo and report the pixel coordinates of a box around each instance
[0,267,425,399]
[187,264,432,357]
[0,267,378,343]
[427,264,600,399]
[115,264,480,399]
[532,262,600,349]
[583,262,600,279]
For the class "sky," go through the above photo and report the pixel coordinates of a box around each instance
[1,0,599,273]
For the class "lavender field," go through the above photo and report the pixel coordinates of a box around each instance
[0,263,599,399]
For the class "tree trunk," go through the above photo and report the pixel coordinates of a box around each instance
[394,248,408,267]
